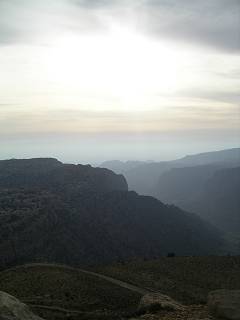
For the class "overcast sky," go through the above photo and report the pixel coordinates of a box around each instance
[0,0,239,163]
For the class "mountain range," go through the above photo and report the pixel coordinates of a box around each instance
[0,157,224,269]
[101,148,240,239]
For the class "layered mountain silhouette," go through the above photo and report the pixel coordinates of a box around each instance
[101,148,240,196]
[100,160,148,174]
[101,148,240,238]
[0,158,223,268]
[153,163,229,209]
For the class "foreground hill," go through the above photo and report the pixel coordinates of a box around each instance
[1,258,240,319]
[0,158,224,268]
[96,256,240,305]
[0,264,140,319]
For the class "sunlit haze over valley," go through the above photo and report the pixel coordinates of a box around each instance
[0,0,239,162]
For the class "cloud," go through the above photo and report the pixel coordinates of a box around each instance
[70,0,240,53]
[0,0,239,53]
[177,89,240,105]
[0,0,106,46]
[137,0,240,53]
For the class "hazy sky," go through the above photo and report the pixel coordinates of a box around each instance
[0,0,239,163]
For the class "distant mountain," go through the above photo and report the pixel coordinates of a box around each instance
[100,160,150,174]
[152,163,240,242]
[124,162,174,195]
[176,148,240,166]
[0,158,224,268]
[188,167,240,235]
[101,148,240,196]
[152,163,227,208]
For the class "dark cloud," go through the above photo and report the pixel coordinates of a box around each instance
[137,0,240,53]
[71,0,240,54]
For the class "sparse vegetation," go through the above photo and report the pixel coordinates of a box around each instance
[0,264,140,319]
[96,256,240,305]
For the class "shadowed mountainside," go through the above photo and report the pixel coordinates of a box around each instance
[100,149,240,245]
[152,165,240,240]
[187,166,240,235]
[0,158,128,194]
[0,158,224,268]
[153,163,226,208]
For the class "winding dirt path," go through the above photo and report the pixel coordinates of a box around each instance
[1,263,151,295]
[28,304,83,315]
[77,267,150,295]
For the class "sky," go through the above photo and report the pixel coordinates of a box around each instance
[0,0,239,163]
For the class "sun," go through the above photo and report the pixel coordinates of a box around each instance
[42,26,191,111]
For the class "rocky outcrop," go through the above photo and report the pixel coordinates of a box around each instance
[208,290,240,319]
[0,291,44,320]
[138,293,185,314]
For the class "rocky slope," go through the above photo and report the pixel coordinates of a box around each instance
[0,290,44,320]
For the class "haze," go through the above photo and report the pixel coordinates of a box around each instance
[0,0,239,163]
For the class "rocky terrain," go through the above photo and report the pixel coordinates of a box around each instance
[96,256,240,305]
[1,258,240,319]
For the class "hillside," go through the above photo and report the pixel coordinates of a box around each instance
[153,165,240,239]
[0,264,140,319]
[153,163,226,208]
[100,149,240,247]
[0,158,224,268]
[188,167,240,235]
[0,188,223,268]
[96,256,240,305]
[1,258,240,319]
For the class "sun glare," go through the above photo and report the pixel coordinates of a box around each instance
[42,26,194,111]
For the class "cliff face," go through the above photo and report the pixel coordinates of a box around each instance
[0,158,128,194]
